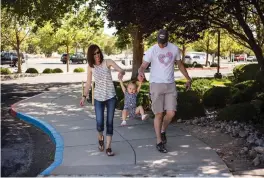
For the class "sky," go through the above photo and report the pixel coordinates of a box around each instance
[103,18,117,36]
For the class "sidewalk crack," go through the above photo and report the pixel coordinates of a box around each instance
[114,129,137,165]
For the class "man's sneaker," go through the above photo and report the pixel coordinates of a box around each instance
[161,132,167,144]
[156,142,167,153]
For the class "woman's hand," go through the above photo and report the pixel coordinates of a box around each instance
[80,96,86,107]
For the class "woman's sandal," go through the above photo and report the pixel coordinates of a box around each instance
[106,148,115,156]
[98,135,104,152]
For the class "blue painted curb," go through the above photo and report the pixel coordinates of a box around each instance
[16,112,64,176]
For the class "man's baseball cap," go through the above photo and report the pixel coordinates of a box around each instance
[157,29,169,44]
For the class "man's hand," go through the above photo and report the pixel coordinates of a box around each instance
[185,80,192,91]
[118,72,124,80]
[137,71,145,82]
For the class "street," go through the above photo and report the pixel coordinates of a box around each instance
[1,82,78,177]
[1,55,252,85]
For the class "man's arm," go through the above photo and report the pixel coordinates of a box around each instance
[176,60,192,81]
[138,61,150,74]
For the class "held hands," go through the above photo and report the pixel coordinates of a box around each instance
[137,72,145,82]
[118,72,124,80]
[185,80,192,91]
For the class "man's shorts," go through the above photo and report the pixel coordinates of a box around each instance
[150,83,177,114]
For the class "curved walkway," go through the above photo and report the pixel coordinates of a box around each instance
[12,85,232,177]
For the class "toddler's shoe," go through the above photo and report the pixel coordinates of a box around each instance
[121,120,127,126]
[141,114,149,121]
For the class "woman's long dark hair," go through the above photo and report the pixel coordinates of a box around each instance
[87,44,104,68]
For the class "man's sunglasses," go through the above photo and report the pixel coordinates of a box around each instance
[94,51,100,55]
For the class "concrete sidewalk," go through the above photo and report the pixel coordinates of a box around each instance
[12,84,232,177]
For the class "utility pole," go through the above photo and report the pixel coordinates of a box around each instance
[214,29,222,79]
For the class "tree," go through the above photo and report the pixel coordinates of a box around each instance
[55,7,104,72]
[34,22,57,57]
[2,0,86,73]
[180,0,264,70]
[100,0,208,79]
[1,8,33,72]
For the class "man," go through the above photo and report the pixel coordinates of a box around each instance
[138,29,192,153]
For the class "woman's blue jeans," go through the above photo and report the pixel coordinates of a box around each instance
[94,96,116,136]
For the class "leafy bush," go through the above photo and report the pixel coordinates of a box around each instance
[0,67,12,75]
[176,91,205,120]
[230,80,261,104]
[217,103,258,123]
[203,86,238,108]
[42,68,53,74]
[192,78,212,96]
[234,80,255,90]
[256,70,264,91]
[183,63,192,68]
[25,68,38,73]
[52,68,63,73]
[74,67,85,73]
[233,64,260,82]
[210,63,219,67]
[194,63,203,68]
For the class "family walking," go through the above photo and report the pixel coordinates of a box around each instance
[80,29,192,156]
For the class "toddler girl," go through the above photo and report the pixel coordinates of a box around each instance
[119,80,148,126]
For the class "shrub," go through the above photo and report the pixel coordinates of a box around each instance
[42,68,53,74]
[192,78,212,97]
[256,70,264,91]
[210,63,219,67]
[183,63,192,68]
[194,63,203,68]
[25,68,38,73]
[52,68,63,73]
[137,92,152,111]
[233,64,260,82]
[0,67,12,75]
[230,80,261,104]
[74,67,85,73]
[203,86,237,108]
[176,91,205,120]
[217,103,258,123]
[234,80,255,90]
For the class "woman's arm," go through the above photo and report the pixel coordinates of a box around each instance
[107,59,125,75]
[83,65,93,98]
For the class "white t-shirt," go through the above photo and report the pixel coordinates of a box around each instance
[144,42,181,83]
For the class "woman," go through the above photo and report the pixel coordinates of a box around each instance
[80,44,125,156]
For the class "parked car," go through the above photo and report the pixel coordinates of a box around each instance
[121,56,133,66]
[234,54,246,61]
[60,53,87,64]
[247,56,257,62]
[1,51,25,66]
[184,53,211,66]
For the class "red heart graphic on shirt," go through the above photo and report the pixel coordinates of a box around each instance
[158,52,173,66]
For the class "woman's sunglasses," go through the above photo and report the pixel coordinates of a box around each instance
[94,51,100,55]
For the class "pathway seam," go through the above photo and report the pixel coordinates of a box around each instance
[114,129,137,165]
[10,92,64,176]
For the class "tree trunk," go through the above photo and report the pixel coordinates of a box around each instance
[131,27,144,80]
[66,45,69,72]
[251,43,264,70]
[15,31,22,73]
[205,37,209,66]
[83,47,86,56]
[182,44,186,62]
